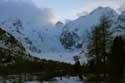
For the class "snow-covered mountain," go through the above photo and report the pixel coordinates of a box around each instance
[0,6,124,63]
[112,11,125,37]
[60,7,119,51]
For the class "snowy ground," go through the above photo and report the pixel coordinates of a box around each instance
[33,52,79,64]
[0,77,83,83]
[32,52,87,64]
[24,77,83,83]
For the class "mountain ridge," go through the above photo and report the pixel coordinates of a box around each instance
[0,7,124,63]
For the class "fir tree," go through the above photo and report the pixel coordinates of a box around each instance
[86,15,112,81]
[109,36,124,83]
[88,15,112,64]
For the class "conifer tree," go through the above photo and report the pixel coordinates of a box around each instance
[88,15,112,64]
[109,36,124,83]
[87,15,112,80]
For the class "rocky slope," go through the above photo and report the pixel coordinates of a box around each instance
[0,27,26,65]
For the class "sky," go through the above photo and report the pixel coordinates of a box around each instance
[32,0,125,22]
[0,0,56,25]
[0,0,125,24]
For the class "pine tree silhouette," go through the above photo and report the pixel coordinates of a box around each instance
[109,36,124,83]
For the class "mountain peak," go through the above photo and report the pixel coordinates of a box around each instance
[92,7,114,12]
[55,21,64,28]
[90,7,117,16]
[56,21,64,26]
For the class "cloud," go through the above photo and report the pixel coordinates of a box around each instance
[118,3,125,12]
[0,0,56,26]
[76,11,88,17]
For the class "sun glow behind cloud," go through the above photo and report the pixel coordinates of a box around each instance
[0,0,125,23]
[32,0,125,22]
[0,0,57,25]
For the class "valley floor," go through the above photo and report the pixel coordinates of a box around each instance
[0,77,83,83]
[24,77,83,83]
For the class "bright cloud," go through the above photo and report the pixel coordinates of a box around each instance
[0,0,56,26]
[0,0,124,22]
[118,3,125,12]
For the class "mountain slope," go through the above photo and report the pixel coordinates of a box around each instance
[0,27,26,65]
[60,7,118,49]
[112,11,125,37]
[0,7,124,63]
